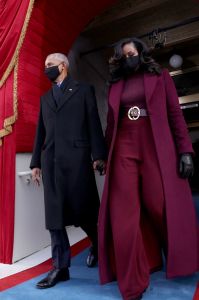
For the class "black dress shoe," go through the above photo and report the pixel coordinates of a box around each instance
[86,246,98,267]
[36,268,70,289]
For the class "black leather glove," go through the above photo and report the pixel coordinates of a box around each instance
[179,153,194,178]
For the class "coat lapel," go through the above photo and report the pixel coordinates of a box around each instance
[109,79,125,121]
[144,72,158,105]
[46,90,57,112]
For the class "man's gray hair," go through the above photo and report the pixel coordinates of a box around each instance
[46,53,69,68]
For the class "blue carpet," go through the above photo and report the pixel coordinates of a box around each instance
[0,249,198,300]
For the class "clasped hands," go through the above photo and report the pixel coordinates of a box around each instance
[93,160,106,175]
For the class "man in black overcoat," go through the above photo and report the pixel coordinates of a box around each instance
[30,53,106,289]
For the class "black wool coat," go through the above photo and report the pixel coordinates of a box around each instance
[30,76,107,229]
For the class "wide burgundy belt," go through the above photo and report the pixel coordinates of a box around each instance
[120,106,148,120]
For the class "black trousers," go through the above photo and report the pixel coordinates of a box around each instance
[49,223,98,269]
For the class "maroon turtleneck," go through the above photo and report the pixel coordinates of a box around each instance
[120,72,146,109]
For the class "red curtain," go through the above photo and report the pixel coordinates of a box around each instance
[0,0,31,86]
[0,71,16,264]
[0,0,34,264]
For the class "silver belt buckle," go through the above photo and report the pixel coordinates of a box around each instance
[128,106,140,120]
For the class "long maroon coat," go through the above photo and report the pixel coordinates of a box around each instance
[98,69,198,284]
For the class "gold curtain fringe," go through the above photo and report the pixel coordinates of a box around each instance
[4,116,17,127]
[0,0,35,146]
[0,59,18,146]
[0,126,13,146]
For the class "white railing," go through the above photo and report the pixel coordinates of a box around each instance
[18,170,32,184]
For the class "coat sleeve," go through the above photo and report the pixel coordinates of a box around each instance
[85,85,107,161]
[105,87,114,152]
[30,100,46,169]
[163,68,193,155]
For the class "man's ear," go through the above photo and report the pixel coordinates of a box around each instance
[63,62,68,70]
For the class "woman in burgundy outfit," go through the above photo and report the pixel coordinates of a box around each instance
[98,37,198,300]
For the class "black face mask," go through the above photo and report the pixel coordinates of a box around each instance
[44,65,61,82]
[121,55,140,76]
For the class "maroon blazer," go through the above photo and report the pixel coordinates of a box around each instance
[98,69,198,284]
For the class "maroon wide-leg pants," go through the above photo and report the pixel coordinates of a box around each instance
[109,116,166,300]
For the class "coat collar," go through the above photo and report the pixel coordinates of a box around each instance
[109,72,158,117]
[45,77,79,112]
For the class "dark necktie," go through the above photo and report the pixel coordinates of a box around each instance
[52,84,63,106]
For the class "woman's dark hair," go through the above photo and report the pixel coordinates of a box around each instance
[109,37,162,82]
